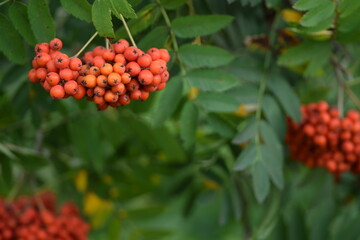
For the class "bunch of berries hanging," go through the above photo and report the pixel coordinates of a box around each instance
[286,101,360,179]
[0,191,89,239]
[28,38,171,111]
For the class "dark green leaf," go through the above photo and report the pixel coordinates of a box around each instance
[196,92,238,112]
[172,15,233,38]
[92,0,115,38]
[138,26,168,50]
[8,2,37,46]
[268,77,301,122]
[60,0,92,22]
[0,14,26,64]
[179,44,234,68]
[180,101,198,150]
[232,118,256,144]
[300,2,335,27]
[207,113,236,138]
[160,0,188,9]
[153,77,184,127]
[109,0,137,19]
[187,69,239,92]
[234,143,256,171]
[262,95,286,139]
[28,0,55,42]
[252,158,270,203]
[293,0,326,11]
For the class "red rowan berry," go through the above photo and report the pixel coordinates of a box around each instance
[88,66,100,76]
[147,48,161,60]
[119,94,130,105]
[79,65,90,76]
[161,71,170,82]
[28,69,38,83]
[97,103,109,111]
[94,86,106,97]
[73,85,86,100]
[303,124,315,136]
[32,58,39,68]
[103,49,115,61]
[114,54,126,64]
[143,84,158,92]
[87,88,94,97]
[94,95,105,105]
[104,90,118,103]
[150,60,166,74]
[93,56,106,68]
[42,80,52,92]
[49,38,63,51]
[54,53,70,69]
[35,42,50,54]
[46,72,60,86]
[36,53,51,67]
[138,69,153,85]
[140,90,149,101]
[152,74,162,85]
[159,49,170,62]
[117,39,129,48]
[72,70,79,79]
[137,54,152,67]
[46,59,58,72]
[59,68,74,81]
[126,79,140,91]
[36,68,47,82]
[126,62,141,76]
[69,57,82,71]
[347,110,360,122]
[341,118,352,131]
[326,160,337,172]
[93,46,106,56]
[157,82,166,91]
[64,80,78,95]
[130,90,141,100]
[124,46,139,61]
[50,85,65,100]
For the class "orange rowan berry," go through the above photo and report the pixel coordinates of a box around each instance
[97,103,109,111]
[42,80,52,92]
[108,72,121,86]
[111,83,125,95]
[88,66,100,76]
[93,46,106,56]
[317,101,328,112]
[342,141,354,153]
[59,68,74,81]
[36,68,48,82]
[87,88,94,97]
[121,73,131,84]
[157,82,166,91]
[130,90,141,100]
[143,84,158,92]
[149,60,166,74]
[36,53,51,67]
[303,124,315,136]
[92,56,106,68]
[137,54,152,68]
[104,90,118,103]
[152,74,162,85]
[94,86,106,97]
[147,48,161,60]
[94,95,105,105]
[46,59,58,72]
[159,49,170,62]
[140,90,149,101]
[126,79,140,91]
[35,42,50,54]
[32,58,39,68]
[96,75,108,88]
[138,69,153,85]
[54,53,70,69]
[100,63,113,75]
[113,62,125,74]
[81,75,97,88]
[28,69,38,83]
[114,54,126,64]
[161,71,170,82]
[50,85,65,100]
[102,49,115,61]
[347,110,360,122]
[119,94,130,105]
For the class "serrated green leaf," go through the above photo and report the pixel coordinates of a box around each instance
[60,0,92,22]
[180,101,198,150]
[109,0,137,19]
[160,0,188,9]
[196,92,238,112]
[179,44,234,68]
[172,15,233,38]
[187,69,239,92]
[268,77,301,122]
[207,113,236,138]
[300,1,335,27]
[232,118,256,144]
[339,9,360,33]
[28,0,55,42]
[153,77,184,127]
[92,0,115,38]
[260,121,284,189]
[0,14,26,65]
[138,26,168,50]
[293,0,326,11]
[234,143,256,171]
[262,95,285,139]
[252,158,270,203]
[8,2,36,46]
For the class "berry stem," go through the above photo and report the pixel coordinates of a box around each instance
[119,14,137,48]
[72,31,98,58]
[157,0,187,76]
[0,0,10,6]
[106,38,110,49]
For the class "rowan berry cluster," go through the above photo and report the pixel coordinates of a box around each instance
[0,191,89,240]
[286,101,360,178]
[28,38,170,111]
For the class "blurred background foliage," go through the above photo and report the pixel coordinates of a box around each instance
[2,0,360,239]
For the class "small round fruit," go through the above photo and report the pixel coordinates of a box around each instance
[126,62,141,77]
[108,72,121,86]
[49,38,63,51]
[46,72,60,86]
[138,69,153,85]
[69,57,82,71]
[124,46,139,61]
[64,80,79,95]
[137,54,152,68]
[50,85,65,100]
[104,90,119,103]
[73,85,86,100]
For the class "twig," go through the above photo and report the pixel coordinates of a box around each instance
[106,38,110,49]
[72,32,98,58]
[0,0,10,7]
[119,14,137,48]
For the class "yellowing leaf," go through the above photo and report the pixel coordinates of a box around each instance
[281,9,302,23]
[74,170,88,193]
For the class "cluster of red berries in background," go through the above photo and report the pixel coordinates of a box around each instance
[28,38,171,111]
[286,101,360,179]
[0,191,89,240]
